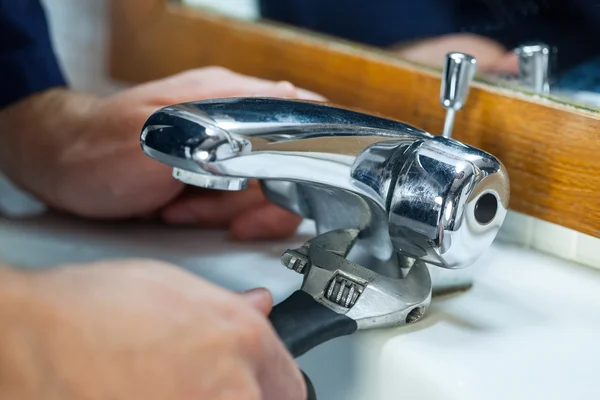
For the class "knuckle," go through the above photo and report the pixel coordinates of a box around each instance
[243,381,262,400]
[272,80,297,97]
[234,368,262,400]
[173,66,236,86]
[199,65,231,77]
[276,80,296,90]
[204,359,261,400]
[235,313,269,355]
[171,66,220,82]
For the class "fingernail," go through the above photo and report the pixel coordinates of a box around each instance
[241,288,273,315]
[270,81,326,102]
[275,81,297,95]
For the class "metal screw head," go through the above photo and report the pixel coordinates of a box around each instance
[440,52,477,111]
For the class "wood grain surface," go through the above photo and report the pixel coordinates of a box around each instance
[110,0,600,238]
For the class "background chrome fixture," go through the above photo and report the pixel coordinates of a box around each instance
[440,52,477,138]
[514,42,551,94]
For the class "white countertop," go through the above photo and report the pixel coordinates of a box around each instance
[1,212,600,400]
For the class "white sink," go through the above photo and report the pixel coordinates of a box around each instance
[1,212,600,399]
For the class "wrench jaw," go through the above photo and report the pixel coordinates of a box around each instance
[280,228,360,275]
[348,262,432,330]
[281,229,433,330]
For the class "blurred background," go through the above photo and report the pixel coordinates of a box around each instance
[41,0,126,96]
[184,0,600,107]
[43,0,600,106]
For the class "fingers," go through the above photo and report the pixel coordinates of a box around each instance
[35,258,304,400]
[392,33,509,73]
[295,87,327,101]
[271,81,327,101]
[136,67,326,106]
[160,184,266,227]
[490,52,519,75]
[240,288,273,316]
[160,182,302,241]
[229,203,303,241]
[236,308,306,400]
[253,320,307,400]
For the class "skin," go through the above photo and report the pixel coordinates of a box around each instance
[0,66,326,399]
[0,261,305,400]
[391,33,519,75]
[0,66,324,240]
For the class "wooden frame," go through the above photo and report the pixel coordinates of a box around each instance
[110,0,600,238]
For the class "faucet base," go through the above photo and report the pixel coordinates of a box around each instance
[343,240,474,296]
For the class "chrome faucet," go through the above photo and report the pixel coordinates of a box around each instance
[514,42,552,94]
[140,71,509,293]
[140,63,510,396]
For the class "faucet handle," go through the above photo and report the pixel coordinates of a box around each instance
[514,42,551,94]
[440,52,477,138]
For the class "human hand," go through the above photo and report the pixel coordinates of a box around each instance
[391,33,518,75]
[0,67,324,240]
[0,260,305,400]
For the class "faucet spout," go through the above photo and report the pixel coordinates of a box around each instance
[141,98,427,194]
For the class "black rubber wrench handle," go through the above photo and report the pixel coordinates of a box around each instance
[269,290,358,400]
[270,290,358,357]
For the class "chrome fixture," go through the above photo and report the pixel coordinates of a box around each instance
[440,52,477,138]
[514,42,551,94]
[140,96,509,286]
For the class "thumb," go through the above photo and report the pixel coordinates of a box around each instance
[240,287,274,316]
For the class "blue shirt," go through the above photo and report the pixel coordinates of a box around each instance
[0,0,66,109]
